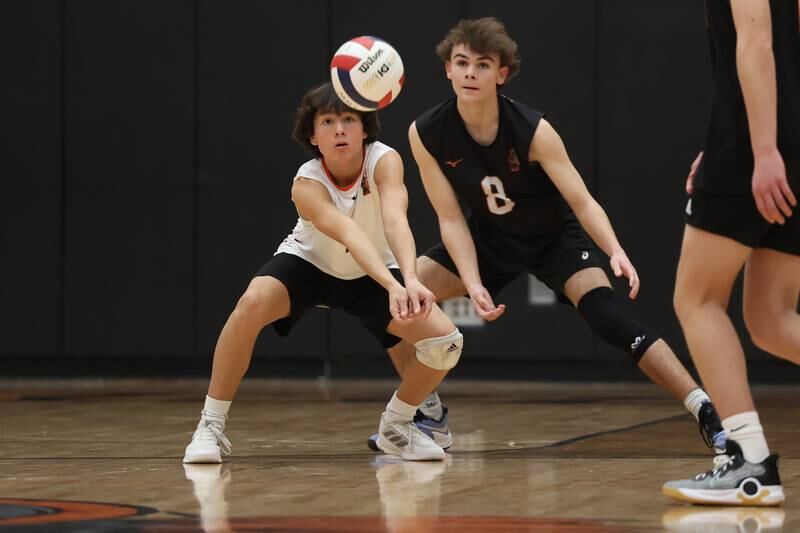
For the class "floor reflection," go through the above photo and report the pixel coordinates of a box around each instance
[183,464,232,533]
[662,506,786,532]
[373,454,451,532]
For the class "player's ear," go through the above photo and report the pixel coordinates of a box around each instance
[310,135,317,146]
[497,65,509,86]
[445,60,453,80]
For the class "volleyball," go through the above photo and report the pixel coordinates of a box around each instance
[330,36,404,112]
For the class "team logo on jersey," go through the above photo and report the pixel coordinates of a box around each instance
[508,149,521,173]
[444,158,464,168]
[361,174,371,195]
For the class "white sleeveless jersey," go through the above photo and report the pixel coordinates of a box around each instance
[276,142,399,279]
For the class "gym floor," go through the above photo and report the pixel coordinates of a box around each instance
[1,379,796,532]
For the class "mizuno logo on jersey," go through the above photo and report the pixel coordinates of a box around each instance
[444,158,463,168]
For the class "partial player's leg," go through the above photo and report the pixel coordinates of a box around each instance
[184,275,291,463]
[367,255,465,452]
[664,225,784,506]
[387,255,467,375]
[375,304,463,461]
[743,248,800,364]
[561,261,724,451]
[672,226,753,417]
[382,254,466,431]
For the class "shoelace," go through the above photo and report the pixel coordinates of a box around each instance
[387,419,430,447]
[693,453,734,480]
[198,418,232,455]
[711,453,734,474]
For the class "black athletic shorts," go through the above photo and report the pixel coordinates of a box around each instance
[256,253,403,348]
[685,189,800,256]
[423,214,606,304]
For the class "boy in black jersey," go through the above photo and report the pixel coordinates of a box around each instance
[663,0,798,506]
[367,17,725,455]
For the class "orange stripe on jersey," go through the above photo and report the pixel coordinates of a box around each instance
[320,148,366,192]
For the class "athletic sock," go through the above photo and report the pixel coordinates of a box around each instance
[683,388,711,421]
[723,411,770,463]
[202,395,231,425]
[384,392,417,423]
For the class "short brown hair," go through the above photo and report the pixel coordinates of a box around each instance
[435,17,520,85]
[291,82,381,157]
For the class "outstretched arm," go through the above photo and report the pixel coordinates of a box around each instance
[374,149,434,319]
[409,122,505,320]
[531,119,639,298]
[292,177,410,320]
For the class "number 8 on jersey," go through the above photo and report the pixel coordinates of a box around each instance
[481,176,516,215]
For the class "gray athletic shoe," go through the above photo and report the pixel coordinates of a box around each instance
[662,440,784,506]
[375,413,445,461]
[368,407,452,451]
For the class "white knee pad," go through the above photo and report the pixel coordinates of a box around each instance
[415,329,463,371]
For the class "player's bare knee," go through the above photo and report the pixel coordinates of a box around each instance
[672,282,697,324]
[746,313,794,358]
[417,256,464,300]
[235,279,276,324]
[415,329,463,371]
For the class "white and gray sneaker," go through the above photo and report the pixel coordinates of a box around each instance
[183,413,232,464]
[662,440,784,506]
[376,413,446,461]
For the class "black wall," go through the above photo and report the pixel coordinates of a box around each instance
[2,0,794,379]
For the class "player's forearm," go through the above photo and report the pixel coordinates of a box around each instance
[572,199,624,257]
[736,36,778,156]
[439,217,482,289]
[383,218,419,281]
[338,223,402,290]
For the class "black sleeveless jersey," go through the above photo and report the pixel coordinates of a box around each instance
[697,0,800,193]
[415,95,569,267]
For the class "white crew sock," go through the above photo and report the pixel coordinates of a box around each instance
[683,388,711,421]
[723,411,770,463]
[202,395,231,425]
[384,392,417,423]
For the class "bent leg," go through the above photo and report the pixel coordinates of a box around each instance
[564,267,699,402]
[743,248,800,364]
[387,304,461,406]
[387,256,466,377]
[208,276,291,400]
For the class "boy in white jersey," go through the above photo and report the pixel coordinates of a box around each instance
[183,83,463,463]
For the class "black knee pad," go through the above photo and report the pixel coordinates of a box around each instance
[577,287,659,361]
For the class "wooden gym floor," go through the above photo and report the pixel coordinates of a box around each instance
[0,379,797,532]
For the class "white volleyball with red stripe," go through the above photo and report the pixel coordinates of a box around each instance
[330,36,404,111]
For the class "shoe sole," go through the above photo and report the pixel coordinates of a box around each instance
[368,432,452,452]
[183,450,222,464]
[662,485,785,506]
[375,435,445,461]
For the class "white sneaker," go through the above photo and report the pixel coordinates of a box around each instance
[376,413,445,461]
[183,413,232,464]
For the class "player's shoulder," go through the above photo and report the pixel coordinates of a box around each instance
[295,158,324,181]
[414,97,457,155]
[415,97,457,130]
[367,140,395,158]
[365,141,399,176]
[500,94,545,129]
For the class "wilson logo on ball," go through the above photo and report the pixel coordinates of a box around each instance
[331,36,404,111]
